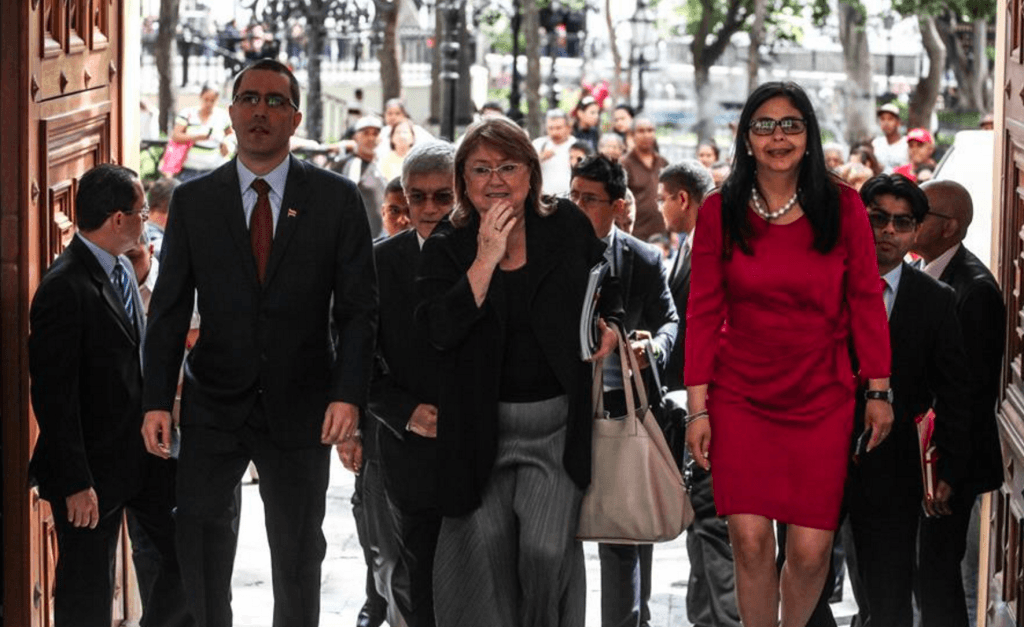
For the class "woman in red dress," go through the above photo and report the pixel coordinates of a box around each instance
[684,82,894,626]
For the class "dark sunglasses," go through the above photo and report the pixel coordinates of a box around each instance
[407,190,455,207]
[868,209,917,233]
[749,117,807,136]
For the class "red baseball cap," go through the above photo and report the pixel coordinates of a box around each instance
[906,128,933,144]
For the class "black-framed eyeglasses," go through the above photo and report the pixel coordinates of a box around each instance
[868,209,917,233]
[121,203,150,220]
[407,190,456,207]
[233,92,298,111]
[749,117,807,136]
[568,191,613,207]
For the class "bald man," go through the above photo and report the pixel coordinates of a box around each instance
[913,180,1005,627]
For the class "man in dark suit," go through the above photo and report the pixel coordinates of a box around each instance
[837,174,971,626]
[657,161,741,627]
[571,155,679,627]
[29,164,190,627]
[915,180,1005,626]
[141,59,378,627]
[339,141,455,627]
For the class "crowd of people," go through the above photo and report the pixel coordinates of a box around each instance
[29,57,1005,627]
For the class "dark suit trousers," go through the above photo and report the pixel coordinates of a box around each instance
[685,470,740,627]
[916,489,973,627]
[388,498,443,627]
[51,458,190,627]
[175,407,331,627]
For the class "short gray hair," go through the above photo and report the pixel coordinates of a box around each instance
[401,141,455,190]
[659,160,714,202]
[545,109,569,123]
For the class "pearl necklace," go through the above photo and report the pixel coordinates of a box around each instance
[751,186,800,221]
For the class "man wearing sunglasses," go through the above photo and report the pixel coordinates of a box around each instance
[913,180,1005,627]
[142,59,378,627]
[834,173,971,626]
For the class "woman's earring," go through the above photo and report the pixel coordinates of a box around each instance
[746,145,753,156]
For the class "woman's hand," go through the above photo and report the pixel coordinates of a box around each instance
[475,199,518,268]
[864,399,894,452]
[686,417,711,471]
[588,318,618,362]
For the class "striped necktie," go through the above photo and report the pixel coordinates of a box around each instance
[112,262,136,323]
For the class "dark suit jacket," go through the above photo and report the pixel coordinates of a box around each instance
[143,156,378,448]
[611,228,679,376]
[847,263,971,512]
[664,239,691,391]
[416,200,622,516]
[938,245,1006,494]
[29,236,149,510]
[368,229,441,512]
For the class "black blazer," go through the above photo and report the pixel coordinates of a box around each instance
[416,200,622,517]
[368,229,441,512]
[938,245,1006,494]
[29,236,149,510]
[143,156,379,448]
[611,229,679,376]
[664,240,691,391]
[848,263,971,510]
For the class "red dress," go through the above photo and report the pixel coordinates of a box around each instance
[684,185,890,530]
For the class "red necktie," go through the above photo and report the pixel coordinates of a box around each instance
[250,178,273,283]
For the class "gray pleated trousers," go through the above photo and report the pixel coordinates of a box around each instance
[433,395,586,627]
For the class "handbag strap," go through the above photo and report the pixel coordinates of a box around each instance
[616,323,650,420]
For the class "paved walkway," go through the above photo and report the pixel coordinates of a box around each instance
[229,454,858,626]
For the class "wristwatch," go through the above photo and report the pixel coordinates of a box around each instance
[864,389,894,403]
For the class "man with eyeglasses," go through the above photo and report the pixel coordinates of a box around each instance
[141,59,378,627]
[828,173,971,627]
[572,155,679,627]
[29,164,191,627]
[340,141,456,627]
[913,180,1005,627]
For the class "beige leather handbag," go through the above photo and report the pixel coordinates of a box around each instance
[577,324,694,544]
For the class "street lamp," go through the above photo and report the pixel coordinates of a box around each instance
[546,0,562,111]
[630,0,655,113]
[439,0,462,140]
[883,12,895,94]
[508,0,524,123]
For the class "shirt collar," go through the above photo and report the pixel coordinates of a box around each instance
[76,232,122,279]
[237,156,290,198]
[882,263,903,295]
[922,243,960,280]
[601,226,617,249]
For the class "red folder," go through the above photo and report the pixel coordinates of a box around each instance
[915,408,939,501]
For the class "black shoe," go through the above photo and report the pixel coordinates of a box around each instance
[356,600,386,627]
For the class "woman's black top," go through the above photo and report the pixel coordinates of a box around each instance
[499,266,564,402]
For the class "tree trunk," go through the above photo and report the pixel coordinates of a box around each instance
[524,0,542,137]
[156,0,180,135]
[456,1,474,125]
[605,0,622,104]
[690,0,748,143]
[377,1,402,103]
[837,1,874,145]
[747,0,768,96]
[973,18,990,112]
[935,12,983,113]
[694,64,713,143]
[305,8,325,141]
[908,15,945,130]
[429,7,443,124]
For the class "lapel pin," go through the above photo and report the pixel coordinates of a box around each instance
[287,208,298,218]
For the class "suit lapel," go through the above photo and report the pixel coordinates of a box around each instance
[263,156,309,288]
[887,262,915,341]
[618,237,634,305]
[938,245,966,286]
[70,238,138,343]
[218,160,260,287]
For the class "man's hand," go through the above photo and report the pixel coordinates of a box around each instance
[540,146,555,161]
[321,401,359,445]
[66,488,99,529]
[407,404,439,439]
[142,410,173,459]
[924,480,954,517]
[336,437,363,474]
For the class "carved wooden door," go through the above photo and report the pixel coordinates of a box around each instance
[0,0,133,626]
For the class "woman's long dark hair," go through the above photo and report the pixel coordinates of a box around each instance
[720,81,840,257]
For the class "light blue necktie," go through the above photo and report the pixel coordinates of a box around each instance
[112,263,136,324]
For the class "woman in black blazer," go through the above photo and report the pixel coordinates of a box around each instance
[417,117,620,626]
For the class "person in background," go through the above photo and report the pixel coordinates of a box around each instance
[871,103,908,173]
[615,188,637,234]
[418,116,620,626]
[572,95,602,151]
[621,117,668,241]
[837,162,873,191]
[710,162,731,188]
[822,143,845,172]
[599,134,627,163]
[333,116,388,238]
[848,146,883,176]
[612,104,635,150]
[378,98,434,161]
[479,101,507,119]
[532,109,576,197]
[915,180,1006,627]
[169,84,235,182]
[684,81,892,627]
[145,177,179,257]
[893,128,936,183]
[381,177,411,238]
[381,119,417,181]
[696,140,720,170]
[570,140,593,169]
